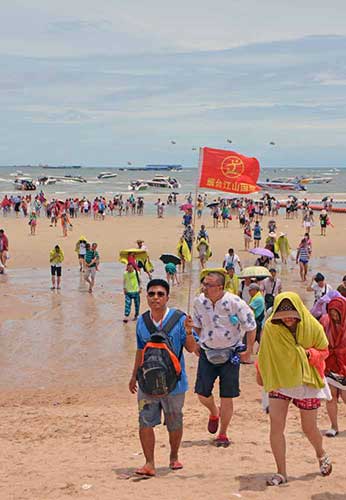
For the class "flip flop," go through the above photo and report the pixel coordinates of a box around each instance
[169,460,183,470]
[266,473,287,486]
[135,466,156,477]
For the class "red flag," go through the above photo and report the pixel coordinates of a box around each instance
[198,147,260,194]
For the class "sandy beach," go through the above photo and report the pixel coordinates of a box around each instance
[1,209,346,500]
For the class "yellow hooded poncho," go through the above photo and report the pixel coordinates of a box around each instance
[177,239,191,263]
[277,235,291,257]
[196,238,212,261]
[258,291,328,392]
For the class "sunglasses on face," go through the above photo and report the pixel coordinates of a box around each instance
[148,291,166,297]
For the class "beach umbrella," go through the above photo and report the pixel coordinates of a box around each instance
[238,266,271,279]
[322,196,328,202]
[180,203,193,211]
[207,201,220,208]
[159,254,181,265]
[249,248,274,258]
[119,248,148,264]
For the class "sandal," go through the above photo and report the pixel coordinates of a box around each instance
[266,473,287,486]
[207,413,219,434]
[135,466,156,477]
[319,454,332,476]
[169,460,183,470]
[214,433,230,448]
[325,429,338,438]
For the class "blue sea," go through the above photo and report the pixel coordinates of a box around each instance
[0,165,345,200]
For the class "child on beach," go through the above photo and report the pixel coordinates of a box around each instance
[253,221,262,248]
[123,263,141,323]
[165,262,179,286]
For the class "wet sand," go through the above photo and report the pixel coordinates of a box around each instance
[1,212,346,499]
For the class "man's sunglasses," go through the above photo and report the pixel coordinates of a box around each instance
[148,291,166,297]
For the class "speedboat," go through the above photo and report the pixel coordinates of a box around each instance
[37,176,57,185]
[258,181,306,191]
[14,177,36,190]
[299,176,333,185]
[97,171,118,179]
[147,176,181,189]
[54,175,87,183]
[128,180,149,191]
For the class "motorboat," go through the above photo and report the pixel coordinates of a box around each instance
[14,177,36,190]
[54,175,87,183]
[37,176,57,185]
[97,171,118,179]
[258,181,306,192]
[299,176,333,185]
[128,180,149,191]
[147,176,181,189]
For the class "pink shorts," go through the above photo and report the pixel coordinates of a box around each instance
[269,391,320,410]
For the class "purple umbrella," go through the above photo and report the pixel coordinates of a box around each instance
[249,247,274,258]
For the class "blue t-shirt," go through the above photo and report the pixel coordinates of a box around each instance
[253,225,262,238]
[136,309,188,395]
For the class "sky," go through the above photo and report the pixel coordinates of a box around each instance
[1,0,346,167]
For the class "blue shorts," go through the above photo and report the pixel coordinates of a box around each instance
[195,350,240,398]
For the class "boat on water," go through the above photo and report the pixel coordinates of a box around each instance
[128,180,149,191]
[258,181,306,192]
[97,172,118,179]
[54,175,87,183]
[14,177,36,191]
[119,164,183,171]
[37,176,57,186]
[147,176,181,189]
[299,176,333,185]
[42,165,82,169]
[10,170,24,177]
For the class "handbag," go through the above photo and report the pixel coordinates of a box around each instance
[264,281,276,310]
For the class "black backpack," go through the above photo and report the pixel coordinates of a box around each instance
[137,310,185,396]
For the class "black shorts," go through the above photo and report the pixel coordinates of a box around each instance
[195,349,240,398]
[51,265,62,277]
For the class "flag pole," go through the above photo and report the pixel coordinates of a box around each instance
[186,147,203,314]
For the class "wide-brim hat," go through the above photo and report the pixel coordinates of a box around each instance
[271,298,301,323]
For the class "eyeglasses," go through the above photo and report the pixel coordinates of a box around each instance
[202,283,221,288]
[148,291,166,297]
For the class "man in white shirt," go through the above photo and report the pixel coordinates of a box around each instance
[307,272,333,303]
[193,271,256,447]
[223,248,242,274]
[261,268,282,310]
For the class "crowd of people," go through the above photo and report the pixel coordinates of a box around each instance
[1,189,346,488]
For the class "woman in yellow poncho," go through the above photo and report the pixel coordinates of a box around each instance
[196,237,212,269]
[177,236,191,273]
[277,232,291,264]
[257,292,332,485]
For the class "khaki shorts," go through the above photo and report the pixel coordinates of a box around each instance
[138,389,185,432]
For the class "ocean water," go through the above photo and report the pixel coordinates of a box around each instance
[0,165,345,200]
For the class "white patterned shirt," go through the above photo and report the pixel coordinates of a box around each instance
[193,291,256,349]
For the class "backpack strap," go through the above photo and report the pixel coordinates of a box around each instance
[142,309,185,359]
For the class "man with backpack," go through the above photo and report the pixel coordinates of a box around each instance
[129,279,196,477]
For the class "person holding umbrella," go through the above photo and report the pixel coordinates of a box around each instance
[160,254,181,287]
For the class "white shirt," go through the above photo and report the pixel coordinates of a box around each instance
[240,283,251,304]
[261,277,282,296]
[224,253,241,273]
[311,282,332,301]
[193,291,256,349]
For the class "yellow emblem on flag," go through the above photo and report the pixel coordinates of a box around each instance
[221,156,245,179]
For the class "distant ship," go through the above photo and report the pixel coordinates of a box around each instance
[42,165,82,169]
[119,164,183,171]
